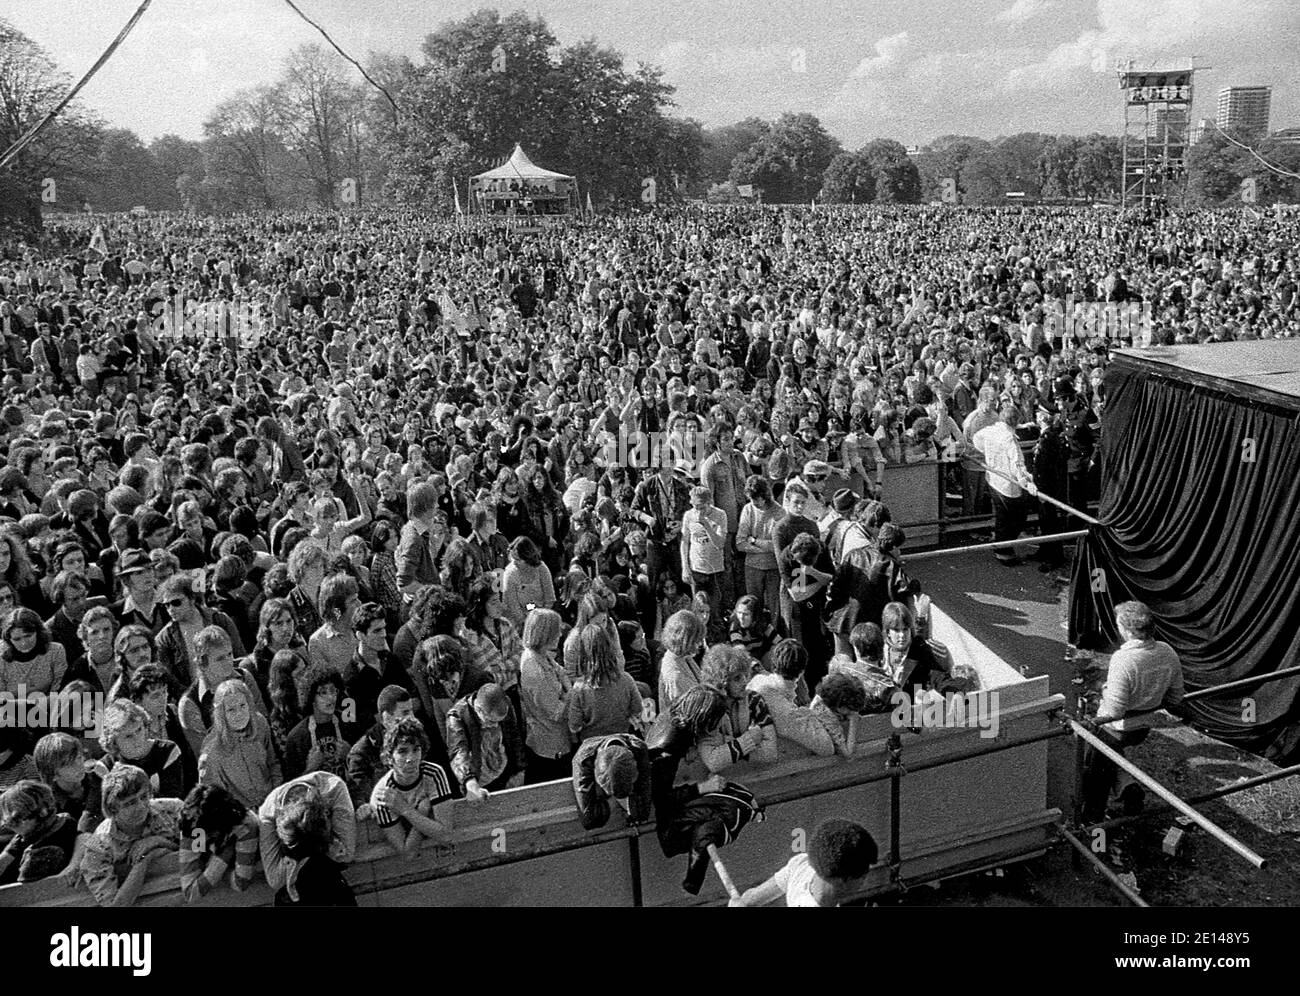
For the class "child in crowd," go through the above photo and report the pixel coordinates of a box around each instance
[655,575,691,640]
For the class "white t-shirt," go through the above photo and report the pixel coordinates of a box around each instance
[772,854,830,907]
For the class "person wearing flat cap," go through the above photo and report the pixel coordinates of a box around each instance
[108,548,167,635]
[821,489,869,568]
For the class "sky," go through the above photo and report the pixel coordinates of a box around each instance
[3,0,1297,148]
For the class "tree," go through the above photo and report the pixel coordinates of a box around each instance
[1185,131,1250,205]
[375,10,693,206]
[0,20,103,231]
[200,88,297,210]
[270,45,367,207]
[701,118,770,185]
[913,135,990,203]
[149,135,203,211]
[990,132,1047,198]
[730,112,841,203]
[1069,134,1120,201]
[860,138,921,203]
[818,152,875,203]
[1186,130,1300,206]
[959,147,1010,204]
[86,129,168,211]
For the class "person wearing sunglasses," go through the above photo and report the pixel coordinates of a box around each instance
[154,575,246,693]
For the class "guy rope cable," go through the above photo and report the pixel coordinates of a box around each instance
[974,456,1101,526]
[281,0,401,121]
[0,0,155,173]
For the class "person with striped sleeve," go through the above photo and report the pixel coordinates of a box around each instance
[370,717,455,859]
[177,783,259,902]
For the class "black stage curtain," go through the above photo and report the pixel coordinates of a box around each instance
[1068,358,1300,759]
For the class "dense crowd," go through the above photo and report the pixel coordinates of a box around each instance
[0,202,1295,905]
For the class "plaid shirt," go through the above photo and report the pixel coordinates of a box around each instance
[81,799,183,906]
[461,620,523,691]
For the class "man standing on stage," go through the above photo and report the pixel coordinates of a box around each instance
[972,403,1038,566]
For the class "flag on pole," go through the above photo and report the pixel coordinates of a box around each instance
[810,198,817,212]
[586,189,594,216]
[438,290,463,332]
[453,177,464,216]
[89,225,108,256]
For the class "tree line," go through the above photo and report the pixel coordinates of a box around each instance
[2,10,1298,233]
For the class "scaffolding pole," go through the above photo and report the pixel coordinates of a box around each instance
[973,459,1101,526]
[1070,720,1267,869]
[1057,826,1149,907]
[906,530,1090,561]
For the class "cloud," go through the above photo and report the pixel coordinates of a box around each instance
[822,45,1033,145]
[995,0,1049,25]
[849,31,910,77]
[1003,0,1283,89]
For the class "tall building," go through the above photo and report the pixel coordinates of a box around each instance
[1188,118,1214,144]
[1273,127,1300,146]
[1216,86,1272,136]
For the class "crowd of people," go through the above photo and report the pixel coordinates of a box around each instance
[0,200,1295,906]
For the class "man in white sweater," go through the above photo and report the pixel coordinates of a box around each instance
[972,402,1038,565]
[1082,601,1185,819]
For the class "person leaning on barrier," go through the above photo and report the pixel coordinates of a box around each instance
[880,601,949,693]
[1081,601,1186,820]
[177,782,259,901]
[0,780,79,884]
[730,818,879,907]
[697,645,777,772]
[446,682,527,802]
[571,732,652,831]
[80,763,182,907]
[747,639,837,757]
[257,769,356,893]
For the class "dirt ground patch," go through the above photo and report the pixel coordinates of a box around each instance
[893,567,1300,907]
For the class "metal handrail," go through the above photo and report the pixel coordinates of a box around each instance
[1085,761,1300,834]
[1182,664,1300,703]
[1070,719,1266,869]
[1057,825,1148,906]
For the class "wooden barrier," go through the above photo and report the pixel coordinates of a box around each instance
[881,461,942,547]
[1,607,1064,908]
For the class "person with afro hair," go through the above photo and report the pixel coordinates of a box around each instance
[729,818,878,907]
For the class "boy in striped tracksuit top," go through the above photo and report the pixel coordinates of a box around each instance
[178,784,260,901]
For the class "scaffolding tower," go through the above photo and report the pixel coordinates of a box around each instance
[1118,62,1201,208]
